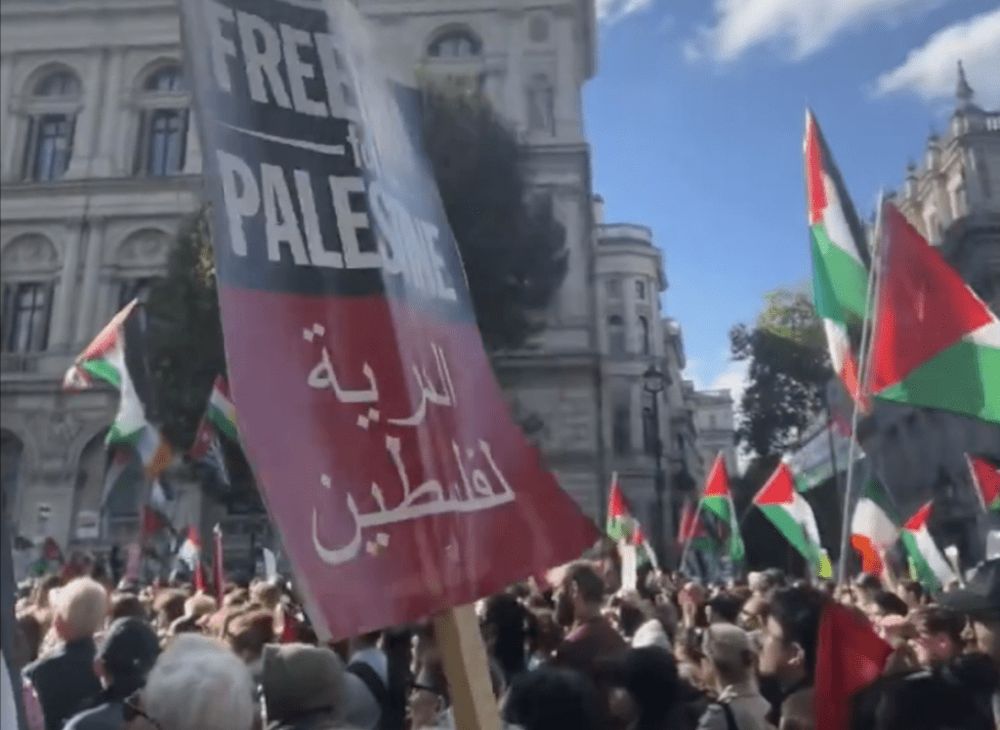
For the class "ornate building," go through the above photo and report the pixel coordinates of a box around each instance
[858,64,1000,564]
[1,0,697,558]
[690,388,736,476]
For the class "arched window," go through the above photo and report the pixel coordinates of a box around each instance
[1,235,58,355]
[526,74,554,134]
[21,68,81,181]
[607,315,625,356]
[638,315,651,355]
[134,64,189,176]
[428,30,482,58]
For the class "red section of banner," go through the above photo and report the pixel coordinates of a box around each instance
[220,287,596,638]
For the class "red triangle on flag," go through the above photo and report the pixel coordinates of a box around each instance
[804,111,827,226]
[869,205,993,393]
[903,501,933,532]
[608,479,628,520]
[967,455,1000,510]
[753,464,795,506]
[704,454,731,498]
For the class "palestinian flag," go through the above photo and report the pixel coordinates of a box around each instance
[676,498,708,548]
[701,455,745,562]
[804,111,870,406]
[966,454,1000,512]
[868,204,1000,424]
[900,502,957,592]
[64,299,173,478]
[606,474,630,542]
[754,463,824,571]
[785,420,853,492]
[850,480,898,576]
[631,523,659,571]
[206,376,239,442]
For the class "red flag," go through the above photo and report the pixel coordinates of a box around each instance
[814,601,892,730]
[141,506,165,540]
[967,454,1000,512]
[212,524,225,605]
[676,500,703,546]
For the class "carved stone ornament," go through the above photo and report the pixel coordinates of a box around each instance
[35,409,83,457]
[1,235,58,270]
[118,230,168,265]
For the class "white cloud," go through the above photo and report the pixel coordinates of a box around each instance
[875,9,1000,108]
[596,0,653,24]
[687,0,938,63]
[710,359,751,406]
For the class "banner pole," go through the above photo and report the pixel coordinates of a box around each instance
[837,191,884,585]
[433,604,501,730]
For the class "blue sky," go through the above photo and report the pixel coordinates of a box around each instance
[584,0,1000,397]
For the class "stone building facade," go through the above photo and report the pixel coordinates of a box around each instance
[1,0,697,557]
[690,388,736,476]
[858,66,1000,564]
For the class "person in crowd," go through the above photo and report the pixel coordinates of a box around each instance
[23,576,107,730]
[748,570,785,604]
[869,590,908,621]
[151,590,186,637]
[706,593,744,626]
[252,580,284,611]
[108,593,146,623]
[482,593,529,686]
[697,623,772,730]
[553,562,627,682]
[603,645,704,730]
[65,618,160,730]
[128,634,255,730]
[502,665,603,730]
[15,612,43,664]
[225,607,275,683]
[525,608,563,668]
[757,585,825,729]
[674,626,709,690]
[852,573,883,615]
[381,627,413,730]
[908,606,966,668]
[261,642,354,730]
[617,593,669,651]
[345,630,387,730]
[898,580,926,611]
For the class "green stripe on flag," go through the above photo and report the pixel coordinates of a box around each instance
[876,340,1000,424]
[208,406,239,442]
[82,359,122,389]
[759,504,821,567]
[810,223,868,321]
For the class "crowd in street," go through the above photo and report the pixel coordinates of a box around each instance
[9,551,1000,730]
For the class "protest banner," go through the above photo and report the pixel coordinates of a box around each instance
[179,0,598,720]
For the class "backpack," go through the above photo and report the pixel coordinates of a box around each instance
[347,661,387,730]
[712,701,739,730]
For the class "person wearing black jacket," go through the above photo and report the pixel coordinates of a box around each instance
[64,618,160,730]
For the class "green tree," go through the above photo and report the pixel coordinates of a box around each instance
[145,89,568,449]
[730,288,831,458]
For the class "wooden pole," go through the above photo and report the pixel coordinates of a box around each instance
[433,603,501,730]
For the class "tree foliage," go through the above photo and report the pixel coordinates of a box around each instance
[421,87,567,350]
[730,288,832,458]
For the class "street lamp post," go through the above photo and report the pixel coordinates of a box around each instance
[643,364,667,563]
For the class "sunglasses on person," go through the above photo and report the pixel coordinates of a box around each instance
[123,691,162,730]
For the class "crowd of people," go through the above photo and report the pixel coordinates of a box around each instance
[8,550,999,730]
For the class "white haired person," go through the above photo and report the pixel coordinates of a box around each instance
[697,623,773,730]
[123,634,255,730]
[23,577,108,730]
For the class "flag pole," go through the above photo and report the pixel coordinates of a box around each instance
[837,191,885,585]
[678,495,705,573]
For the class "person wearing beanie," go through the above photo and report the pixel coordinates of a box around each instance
[697,623,773,730]
[64,618,160,730]
[261,643,350,730]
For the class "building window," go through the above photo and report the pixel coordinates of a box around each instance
[709,414,718,429]
[428,30,482,58]
[638,316,650,355]
[526,74,555,134]
[1,282,52,353]
[636,280,646,300]
[134,65,189,176]
[118,277,160,309]
[21,70,81,182]
[613,402,631,455]
[606,278,622,299]
[607,315,625,356]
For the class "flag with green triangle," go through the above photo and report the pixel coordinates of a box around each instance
[803,111,870,408]
[850,479,898,576]
[868,204,1000,424]
[63,299,173,480]
[754,463,824,572]
[700,454,745,563]
[900,501,957,592]
[966,455,1000,513]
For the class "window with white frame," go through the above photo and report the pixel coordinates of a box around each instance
[134,65,189,177]
[21,69,81,182]
[1,235,58,354]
